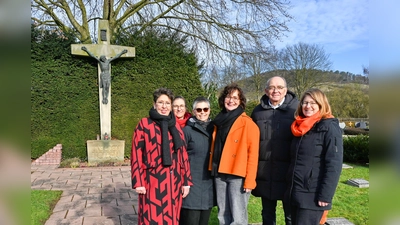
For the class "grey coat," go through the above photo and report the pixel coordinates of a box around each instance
[251,91,299,200]
[182,117,215,210]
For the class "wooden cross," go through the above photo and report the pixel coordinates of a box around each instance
[71,20,135,140]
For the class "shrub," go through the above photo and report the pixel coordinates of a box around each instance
[343,135,369,163]
[343,127,369,135]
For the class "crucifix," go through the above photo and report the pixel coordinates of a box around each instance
[71,20,135,140]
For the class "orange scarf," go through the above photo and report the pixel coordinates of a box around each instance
[291,112,334,137]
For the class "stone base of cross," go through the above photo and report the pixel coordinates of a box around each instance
[71,20,135,140]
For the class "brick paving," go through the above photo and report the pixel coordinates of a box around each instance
[31,165,138,225]
[31,161,354,225]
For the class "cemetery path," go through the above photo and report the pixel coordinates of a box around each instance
[31,164,355,225]
[31,165,138,225]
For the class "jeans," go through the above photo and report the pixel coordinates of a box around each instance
[261,197,292,225]
[215,174,251,225]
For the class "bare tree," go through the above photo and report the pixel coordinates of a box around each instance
[362,65,369,76]
[278,42,332,97]
[240,47,278,100]
[31,0,292,63]
[220,57,246,87]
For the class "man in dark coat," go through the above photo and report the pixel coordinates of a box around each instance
[251,76,299,225]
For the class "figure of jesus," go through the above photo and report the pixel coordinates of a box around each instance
[81,46,128,104]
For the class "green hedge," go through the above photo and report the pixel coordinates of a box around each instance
[31,27,205,160]
[343,135,369,163]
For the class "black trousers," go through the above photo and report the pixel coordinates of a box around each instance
[291,205,324,225]
[179,208,212,225]
[261,197,292,225]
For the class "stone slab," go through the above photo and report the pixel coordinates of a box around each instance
[347,178,369,188]
[326,217,355,225]
[342,163,353,169]
[87,140,125,163]
[249,217,355,225]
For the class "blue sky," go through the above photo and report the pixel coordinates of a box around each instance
[371,0,400,75]
[274,0,369,75]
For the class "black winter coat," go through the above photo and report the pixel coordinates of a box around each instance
[285,118,343,210]
[182,117,215,210]
[251,91,299,200]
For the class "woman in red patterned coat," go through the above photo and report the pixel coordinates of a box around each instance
[131,87,193,225]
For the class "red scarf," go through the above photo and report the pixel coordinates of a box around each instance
[176,112,191,128]
[291,112,334,137]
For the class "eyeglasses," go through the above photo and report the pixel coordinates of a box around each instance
[156,101,171,106]
[195,108,209,113]
[301,101,318,106]
[172,105,185,109]
[225,96,240,102]
[267,86,286,91]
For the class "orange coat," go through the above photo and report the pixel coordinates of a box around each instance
[208,112,260,189]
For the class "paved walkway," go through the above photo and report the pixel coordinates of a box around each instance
[31,164,354,225]
[31,165,138,225]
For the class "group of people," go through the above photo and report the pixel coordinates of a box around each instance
[130,76,343,225]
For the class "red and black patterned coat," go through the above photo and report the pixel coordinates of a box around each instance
[131,117,192,225]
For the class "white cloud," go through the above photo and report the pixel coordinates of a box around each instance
[276,0,369,55]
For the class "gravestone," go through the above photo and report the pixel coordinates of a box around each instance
[71,20,135,163]
[339,122,346,134]
[358,121,367,129]
[326,217,355,225]
[342,163,353,169]
[347,178,369,188]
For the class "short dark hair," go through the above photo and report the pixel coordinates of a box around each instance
[218,83,246,110]
[153,87,174,103]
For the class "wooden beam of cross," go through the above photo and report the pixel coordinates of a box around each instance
[71,20,135,140]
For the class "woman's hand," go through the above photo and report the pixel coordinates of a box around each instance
[182,186,190,198]
[318,201,329,207]
[244,188,252,193]
[135,187,146,195]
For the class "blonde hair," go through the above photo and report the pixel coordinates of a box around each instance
[295,88,332,118]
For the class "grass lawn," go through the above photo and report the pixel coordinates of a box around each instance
[31,190,62,225]
[208,162,369,225]
[31,163,368,225]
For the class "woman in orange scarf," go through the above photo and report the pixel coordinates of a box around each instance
[285,88,343,225]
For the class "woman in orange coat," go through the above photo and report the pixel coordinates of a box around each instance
[209,83,260,225]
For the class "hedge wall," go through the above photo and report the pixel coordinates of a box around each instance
[31,27,205,160]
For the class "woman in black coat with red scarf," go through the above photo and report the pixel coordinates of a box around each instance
[285,89,343,225]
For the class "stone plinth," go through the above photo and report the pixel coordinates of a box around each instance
[87,140,125,163]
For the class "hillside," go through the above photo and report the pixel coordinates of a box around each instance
[237,70,369,102]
